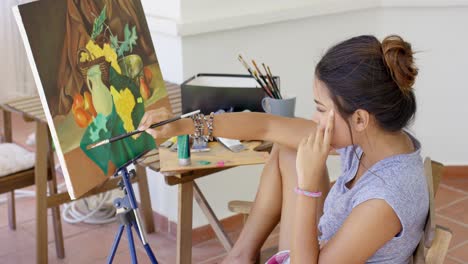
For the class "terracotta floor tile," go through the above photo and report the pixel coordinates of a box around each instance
[0,225,36,257]
[22,213,100,244]
[0,197,37,228]
[196,254,224,264]
[438,198,468,225]
[435,214,468,249]
[94,246,152,264]
[435,185,467,210]
[0,249,37,264]
[441,177,468,194]
[448,242,468,263]
[444,256,464,264]
[191,229,243,263]
[46,222,123,263]
[132,228,177,262]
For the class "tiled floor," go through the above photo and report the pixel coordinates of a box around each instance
[1,112,467,263]
[435,179,468,264]
[0,194,278,264]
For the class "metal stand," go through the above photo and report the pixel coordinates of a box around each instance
[107,153,158,264]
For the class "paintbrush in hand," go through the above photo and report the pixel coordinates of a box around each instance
[86,110,201,150]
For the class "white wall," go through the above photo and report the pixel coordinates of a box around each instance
[0,0,36,103]
[142,0,181,20]
[142,2,468,228]
[379,7,468,164]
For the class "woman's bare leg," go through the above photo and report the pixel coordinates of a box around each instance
[222,144,330,262]
[222,144,283,263]
[277,145,330,250]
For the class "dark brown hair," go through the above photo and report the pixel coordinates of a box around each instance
[315,35,418,132]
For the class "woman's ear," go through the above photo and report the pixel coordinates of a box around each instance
[351,109,369,132]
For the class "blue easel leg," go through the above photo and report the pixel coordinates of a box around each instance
[143,244,158,264]
[132,221,158,264]
[127,223,138,264]
[107,225,124,264]
[107,163,159,264]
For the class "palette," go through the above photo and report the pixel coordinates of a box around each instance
[159,140,270,174]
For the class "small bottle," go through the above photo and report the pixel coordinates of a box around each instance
[177,135,191,166]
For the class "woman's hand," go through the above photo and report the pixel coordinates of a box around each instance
[137,107,176,139]
[296,110,334,190]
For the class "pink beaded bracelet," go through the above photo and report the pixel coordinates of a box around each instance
[294,187,322,198]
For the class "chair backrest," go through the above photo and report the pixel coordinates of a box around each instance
[412,158,452,264]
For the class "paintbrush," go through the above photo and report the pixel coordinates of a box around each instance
[264,64,282,99]
[261,63,280,99]
[253,70,274,98]
[238,55,273,98]
[86,110,201,150]
[252,60,277,98]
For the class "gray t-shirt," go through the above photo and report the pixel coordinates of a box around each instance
[318,131,429,263]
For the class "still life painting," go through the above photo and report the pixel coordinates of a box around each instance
[14,0,171,198]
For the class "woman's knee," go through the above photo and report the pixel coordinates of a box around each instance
[277,144,297,166]
[277,143,329,183]
[277,144,298,183]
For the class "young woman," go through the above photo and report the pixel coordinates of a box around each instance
[138,35,428,264]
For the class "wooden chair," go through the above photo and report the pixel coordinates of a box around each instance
[229,157,452,263]
[0,110,65,258]
[412,158,452,264]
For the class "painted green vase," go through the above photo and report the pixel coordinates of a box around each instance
[86,64,113,117]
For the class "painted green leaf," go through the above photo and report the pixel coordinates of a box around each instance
[117,24,138,56]
[91,5,107,40]
[117,42,128,57]
[110,35,119,51]
[128,26,138,52]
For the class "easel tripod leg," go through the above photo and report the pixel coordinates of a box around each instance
[107,225,125,264]
[132,219,158,264]
[127,223,138,264]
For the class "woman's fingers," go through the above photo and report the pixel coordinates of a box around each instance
[146,128,158,138]
[323,110,335,147]
[299,137,307,149]
[138,108,170,131]
[314,125,325,148]
[138,111,153,131]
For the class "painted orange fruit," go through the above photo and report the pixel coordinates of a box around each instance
[83,91,97,117]
[140,77,151,101]
[74,108,91,128]
[72,93,84,114]
[143,67,153,84]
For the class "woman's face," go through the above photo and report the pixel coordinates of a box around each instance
[311,77,353,149]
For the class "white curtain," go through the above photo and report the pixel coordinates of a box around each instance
[0,0,37,103]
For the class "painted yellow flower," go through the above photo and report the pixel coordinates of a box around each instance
[81,40,122,74]
[102,44,121,74]
[110,86,135,133]
[79,52,90,62]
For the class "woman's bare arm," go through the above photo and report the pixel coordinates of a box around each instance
[172,112,318,150]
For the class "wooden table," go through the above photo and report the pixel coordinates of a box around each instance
[138,140,270,264]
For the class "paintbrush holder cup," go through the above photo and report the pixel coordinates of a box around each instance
[261,96,296,117]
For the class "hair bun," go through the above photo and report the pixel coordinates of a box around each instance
[381,35,418,95]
